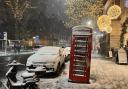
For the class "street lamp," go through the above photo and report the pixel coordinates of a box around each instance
[33,37,36,39]
[87,20,92,26]
[33,36,40,45]
[86,20,93,28]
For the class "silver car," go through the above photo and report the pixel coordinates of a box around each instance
[26,46,65,75]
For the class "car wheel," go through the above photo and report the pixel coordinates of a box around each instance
[55,63,60,75]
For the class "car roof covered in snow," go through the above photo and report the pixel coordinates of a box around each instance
[36,46,61,55]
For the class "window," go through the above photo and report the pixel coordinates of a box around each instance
[125,0,128,8]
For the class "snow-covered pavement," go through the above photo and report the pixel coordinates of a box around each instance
[38,61,97,89]
[1,55,128,89]
[38,57,128,89]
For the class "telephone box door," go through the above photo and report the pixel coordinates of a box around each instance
[69,26,92,83]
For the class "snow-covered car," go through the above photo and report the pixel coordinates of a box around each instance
[32,45,44,52]
[26,46,65,75]
[63,47,71,61]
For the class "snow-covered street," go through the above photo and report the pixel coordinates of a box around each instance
[1,55,128,89]
[37,57,128,89]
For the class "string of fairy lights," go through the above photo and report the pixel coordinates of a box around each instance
[5,0,31,23]
[97,3,122,33]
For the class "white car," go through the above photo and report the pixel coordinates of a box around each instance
[63,47,71,61]
[26,46,65,75]
[32,45,44,52]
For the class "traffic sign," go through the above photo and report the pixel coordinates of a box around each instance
[3,32,7,40]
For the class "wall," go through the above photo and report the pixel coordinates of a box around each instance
[110,20,121,48]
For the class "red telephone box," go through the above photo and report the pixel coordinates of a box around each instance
[69,25,92,83]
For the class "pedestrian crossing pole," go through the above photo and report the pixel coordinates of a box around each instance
[4,32,7,55]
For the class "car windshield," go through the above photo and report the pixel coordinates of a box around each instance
[36,47,59,55]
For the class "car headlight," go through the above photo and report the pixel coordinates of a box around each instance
[45,62,55,67]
